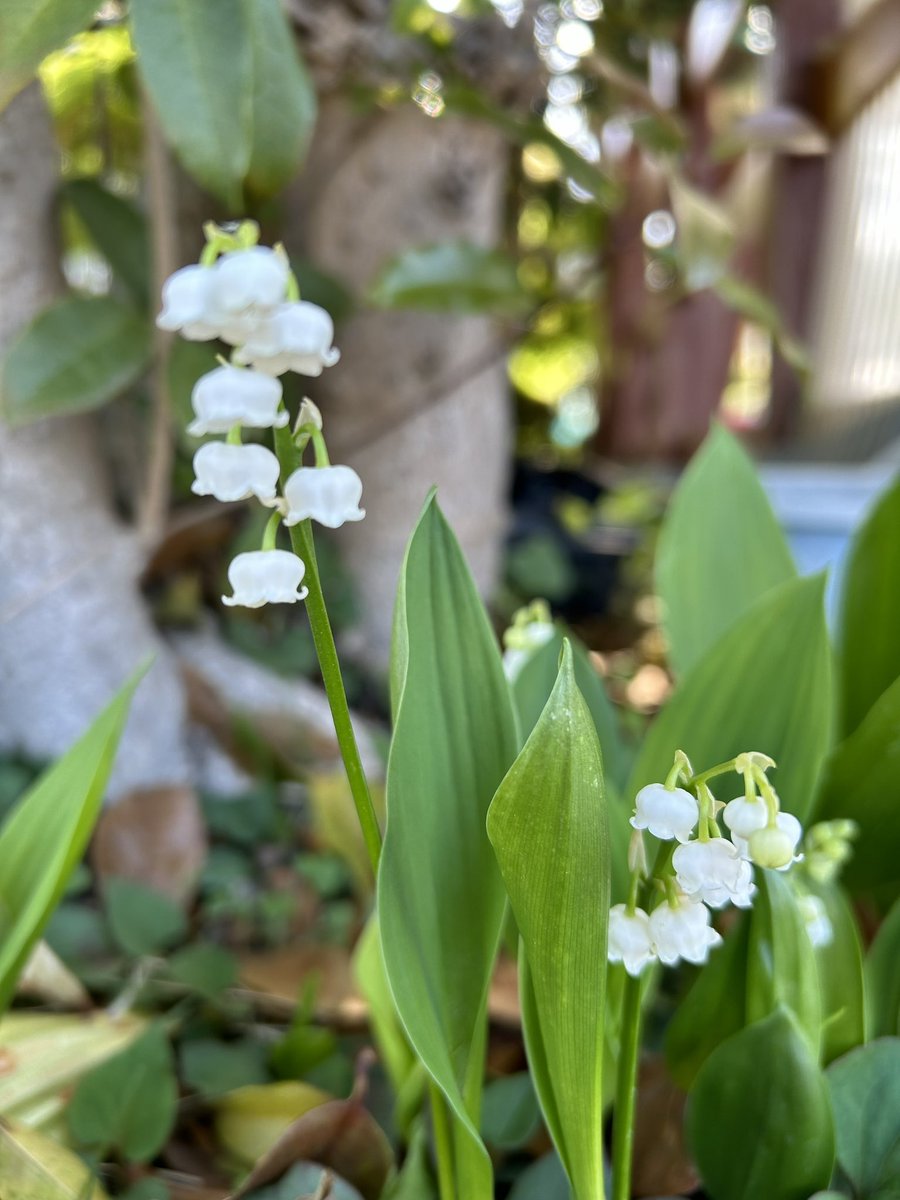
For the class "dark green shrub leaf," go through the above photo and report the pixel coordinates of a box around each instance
[369,241,527,314]
[61,179,150,307]
[1,296,151,424]
[688,1007,835,1200]
[0,0,97,109]
[180,1037,269,1098]
[167,943,237,999]
[481,1073,542,1150]
[867,897,900,1038]
[105,878,187,958]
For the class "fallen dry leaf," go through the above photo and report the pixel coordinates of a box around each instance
[238,945,365,1025]
[92,785,207,905]
[631,1055,699,1198]
[488,955,521,1027]
[16,942,89,1009]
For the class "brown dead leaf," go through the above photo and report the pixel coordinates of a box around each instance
[230,1060,392,1200]
[16,942,89,1008]
[92,785,207,905]
[238,945,365,1026]
[488,955,521,1027]
[631,1055,699,1198]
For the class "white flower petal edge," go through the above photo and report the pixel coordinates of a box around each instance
[222,550,308,608]
[283,465,365,529]
[723,795,768,839]
[234,301,340,377]
[649,895,722,966]
[631,783,699,843]
[188,366,287,436]
[608,904,656,977]
[191,442,281,503]
[156,265,218,340]
[672,837,756,909]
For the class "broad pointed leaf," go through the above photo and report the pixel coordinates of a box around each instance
[0,666,144,1012]
[378,495,519,1197]
[656,425,795,676]
[488,644,609,1200]
[0,0,97,109]
[629,575,832,823]
[827,1039,900,1199]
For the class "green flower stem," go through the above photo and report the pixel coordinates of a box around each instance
[611,970,643,1200]
[429,1081,456,1200]
[274,427,382,874]
[688,758,739,787]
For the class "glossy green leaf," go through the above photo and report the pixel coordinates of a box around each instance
[827,1039,900,1198]
[687,1007,835,1200]
[130,0,251,210]
[61,179,150,307]
[378,495,519,1198]
[1,296,151,424]
[369,241,528,315]
[807,882,867,1062]
[656,425,796,676]
[243,0,316,199]
[68,1024,178,1162]
[0,668,143,1013]
[0,0,97,109]
[816,674,900,891]
[838,475,900,737]
[105,877,187,958]
[481,1073,542,1151]
[867,896,900,1038]
[629,575,832,823]
[666,918,750,1090]
[747,870,822,1055]
[488,644,609,1200]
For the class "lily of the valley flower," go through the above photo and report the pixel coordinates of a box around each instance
[157,265,218,340]
[672,837,755,909]
[608,904,655,977]
[722,794,768,839]
[730,810,803,870]
[188,366,287,436]
[234,301,340,377]
[797,893,833,948]
[631,783,699,843]
[222,550,308,608]
[649,894,722,966]
[191,442,280,503]
[283,465,365,529]
[214,246,289,317]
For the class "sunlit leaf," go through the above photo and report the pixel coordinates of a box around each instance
[379,495,519,1197]
[688,1007,835,1200]
[0,668,144,1012]
[0,1120,107,1199]
[629,575,832,823]
[0,0,97,109]
[656,425,795,676]
[1,296,151,424]
[488,644,609,1200]
[369,241,528,315]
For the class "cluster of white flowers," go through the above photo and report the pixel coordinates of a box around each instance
[157,227,364,609]
[501,600,556,681]
[609,751,814,977]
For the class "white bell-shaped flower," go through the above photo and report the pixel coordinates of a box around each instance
[191,442,280,503]
[746,812,803,870]
[607,904,656,977]
[157,265,219,340]
[234,301,340,377]
[649,895,722,966]
[188,366,288,436]
[722,795,768,839]
[672,837,756,909]
[797,893,833,948]
[213,246,289,317]
[631,783,699,843]
[222,550,308,608]
[283,466,365,529]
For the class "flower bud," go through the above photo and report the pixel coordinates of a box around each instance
[747,825,796,870]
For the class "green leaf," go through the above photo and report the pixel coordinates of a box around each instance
[180,1037,269,1098]
[807,882,867,1062]
[480,1073,542,1150]
[0,668,144,1013]
[838,475,900,737]
[687,1007,835,1200]
[628,575,833,823]
[383,1124,436,1200]
[512,627,632,790]
[352,918,418,1109]
[68,1024,178,1162]
[378,495,519,1197]
[487,644,609,1200]
[61,179,150,307]
[670,176,735,291]
[243,0,316,199]
[130,0,251,210]
[104,878,187,958]
[508,1152,571,1200]
[867,896,900,1038]
[0,0,97,109]
[815,674,900,890]
[369,241,528,315]
[746,870,822,1056]
[1,296,151,424]
[656,425,796,676]
[827,1039,900,1198]
[714,274,811,373]
[166,943,237,999]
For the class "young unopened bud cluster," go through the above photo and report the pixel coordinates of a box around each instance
[158,224,365,609]
[609,750,811,977]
